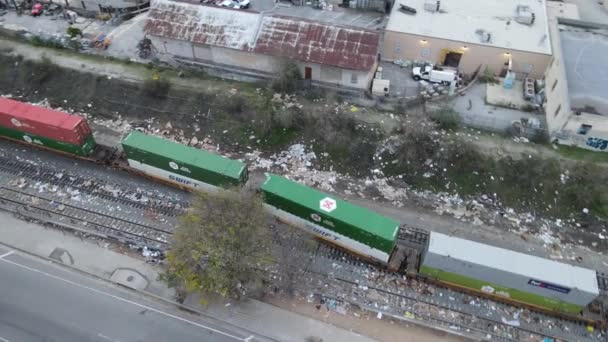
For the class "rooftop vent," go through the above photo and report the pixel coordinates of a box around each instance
[515,5,535,25]
[424,0,440,12]
[399,3,417,15]
[475,29,492,43]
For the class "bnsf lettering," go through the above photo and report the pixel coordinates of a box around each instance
[168,174,196,187]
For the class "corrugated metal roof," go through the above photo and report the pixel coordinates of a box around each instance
[260,173,400,242]
[254,16,379,71]
[144,0,380,71]
[121,131,247,180]
[428,232,599,295]
[145,0,259,50]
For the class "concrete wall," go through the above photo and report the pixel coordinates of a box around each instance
[544,21,572,136]
[150,35,374,91]
[543,17,608,152]
[559,113,608,152]
[382,31,551,79]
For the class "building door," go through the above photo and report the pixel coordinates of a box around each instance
[443,51,463,68]
[304,67,312,80]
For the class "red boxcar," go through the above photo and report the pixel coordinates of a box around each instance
[0,98,92,145]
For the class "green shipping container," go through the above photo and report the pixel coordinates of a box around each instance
[0,125,96,156]
[261,173,399,263]
[121,131,248,190]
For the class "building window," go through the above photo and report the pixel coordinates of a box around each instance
[578,124,592,135]
[351,73,358,84]
[554,104,561,117]
[551,79,558,92]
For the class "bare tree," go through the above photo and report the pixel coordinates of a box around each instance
[162,189,272,300]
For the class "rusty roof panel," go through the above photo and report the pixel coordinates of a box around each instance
[144,0,259,50]
[254,16,379,70]
[144,0,380,71]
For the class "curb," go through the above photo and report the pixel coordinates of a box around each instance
[0,239,281,342]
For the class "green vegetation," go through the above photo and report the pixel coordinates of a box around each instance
[478,66,498,84]
[162,190,272,300]
[66,27,83,38]
[554,144,608,163]
[271,60,302,93]
[29,36,65,49]
[142,74,171,98]
[28,55,59,84]
[430,107,461,130]
[382,123,608,218]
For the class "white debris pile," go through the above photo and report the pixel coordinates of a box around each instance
[372,177,408,203]
[247,144,316,170]
[91,116,133,133]
[290,169,338,193]
[272,93,303,110]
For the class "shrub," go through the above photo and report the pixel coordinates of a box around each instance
[66,27,83,38]
[430,107,461,130]
[271,61,302,93]
[142,77,171,98]
[478,67,498,84]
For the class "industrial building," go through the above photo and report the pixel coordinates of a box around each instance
[382,0,553,79]
[144,0,380,91]
[544,17,608,151]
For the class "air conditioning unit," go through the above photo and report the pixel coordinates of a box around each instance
[515,5,535,25]
[424,0,440,12]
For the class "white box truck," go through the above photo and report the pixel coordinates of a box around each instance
[412,64,457,85]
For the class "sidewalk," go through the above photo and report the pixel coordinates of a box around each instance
[0,210,383,342]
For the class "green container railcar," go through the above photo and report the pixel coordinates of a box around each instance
[0,125,96,156]
[121,131,248,190]
[260,173,399,263]
[419,265,584,314]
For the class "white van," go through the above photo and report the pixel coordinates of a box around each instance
[412,64,457,85]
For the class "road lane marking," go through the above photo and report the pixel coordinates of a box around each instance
[0,251,14,259]
[98,333,122,342]
[0,336,12,342]
[0,257,250,341]
[245,335,254,342]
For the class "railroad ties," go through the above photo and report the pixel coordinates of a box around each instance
[0,155,188,217]
[0,155,184,250]
[0,187,170,249]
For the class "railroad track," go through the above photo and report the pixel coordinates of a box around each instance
[0,187,171,249]
[0,156,188,217]
[0,178,601,341]
[313,243,601,342]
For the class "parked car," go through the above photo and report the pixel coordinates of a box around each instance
[31,3,43,16]
[412,64,457,85]
[219,0,250,9]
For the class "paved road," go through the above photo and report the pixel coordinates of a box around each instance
[0,247,259,342]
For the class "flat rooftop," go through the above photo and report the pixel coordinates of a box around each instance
[559,20,608,116]
[428,232,599,295]
[386,0,552,55]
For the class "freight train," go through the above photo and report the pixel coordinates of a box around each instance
[0,97,605,321]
